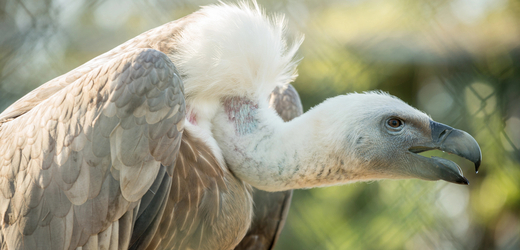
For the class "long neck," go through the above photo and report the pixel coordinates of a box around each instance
[212,96,362,192]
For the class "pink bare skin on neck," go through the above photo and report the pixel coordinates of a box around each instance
[222,97,259,136]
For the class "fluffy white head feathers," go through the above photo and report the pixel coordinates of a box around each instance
[172,2,302,107]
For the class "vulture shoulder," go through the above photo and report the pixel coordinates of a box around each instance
[0,15,193,124]
[0,48,186,249]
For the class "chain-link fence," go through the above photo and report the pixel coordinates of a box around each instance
[1,0,519,249]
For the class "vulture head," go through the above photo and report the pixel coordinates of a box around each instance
[313,93,481,185]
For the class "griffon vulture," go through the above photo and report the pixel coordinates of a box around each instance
[0,2,481,250]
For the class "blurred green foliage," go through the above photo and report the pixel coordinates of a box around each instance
[1,0,519,249]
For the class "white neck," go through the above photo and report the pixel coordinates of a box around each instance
[212,96,366,192]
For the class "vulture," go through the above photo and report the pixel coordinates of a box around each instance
[0,2,481,250]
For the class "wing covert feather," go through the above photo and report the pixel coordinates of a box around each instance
[0,48,185,249]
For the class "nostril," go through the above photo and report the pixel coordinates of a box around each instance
[430,121,455,144]
[439,129,447,139]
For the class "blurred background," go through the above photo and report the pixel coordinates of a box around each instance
[0,0,519,249]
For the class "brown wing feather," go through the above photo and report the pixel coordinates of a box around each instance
[147,130,252,250]
[0,48,185,250]
[235,84,304,250]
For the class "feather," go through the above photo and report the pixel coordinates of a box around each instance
[97,223,113,250]
[108,220,119,250]
[69,133,88,152]
[119,159,161,202]
[17,195,42,235]
[63,157,90,205]
[129,166,171,249]
[116,208,135,250]
[48,213,68,250]
[88,157,110,199]
[119,125,150,166]
[63,207,74,250]
[59,150,83,185]
[73,177,110,236]
[82,235,99,250]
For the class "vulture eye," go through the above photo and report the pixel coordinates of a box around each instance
[386,118,404,131]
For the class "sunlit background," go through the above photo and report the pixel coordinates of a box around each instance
[1,0,519,249]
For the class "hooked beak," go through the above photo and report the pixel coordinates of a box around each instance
[408,121,482,185]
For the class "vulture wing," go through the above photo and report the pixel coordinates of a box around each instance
[0,15,192,124]
[0,48,185,249]
[235,84,304,250]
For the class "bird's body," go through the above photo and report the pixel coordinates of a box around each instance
[0,2,481,250]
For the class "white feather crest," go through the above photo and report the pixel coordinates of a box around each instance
[172,1,303,105]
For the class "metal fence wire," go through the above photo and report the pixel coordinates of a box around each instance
[0,0,519,250]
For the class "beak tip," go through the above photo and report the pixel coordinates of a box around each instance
[475,159,481,174]
[457,176,470,185]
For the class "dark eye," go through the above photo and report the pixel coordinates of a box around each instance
[386,118,404,130]
[388,119,402,128]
